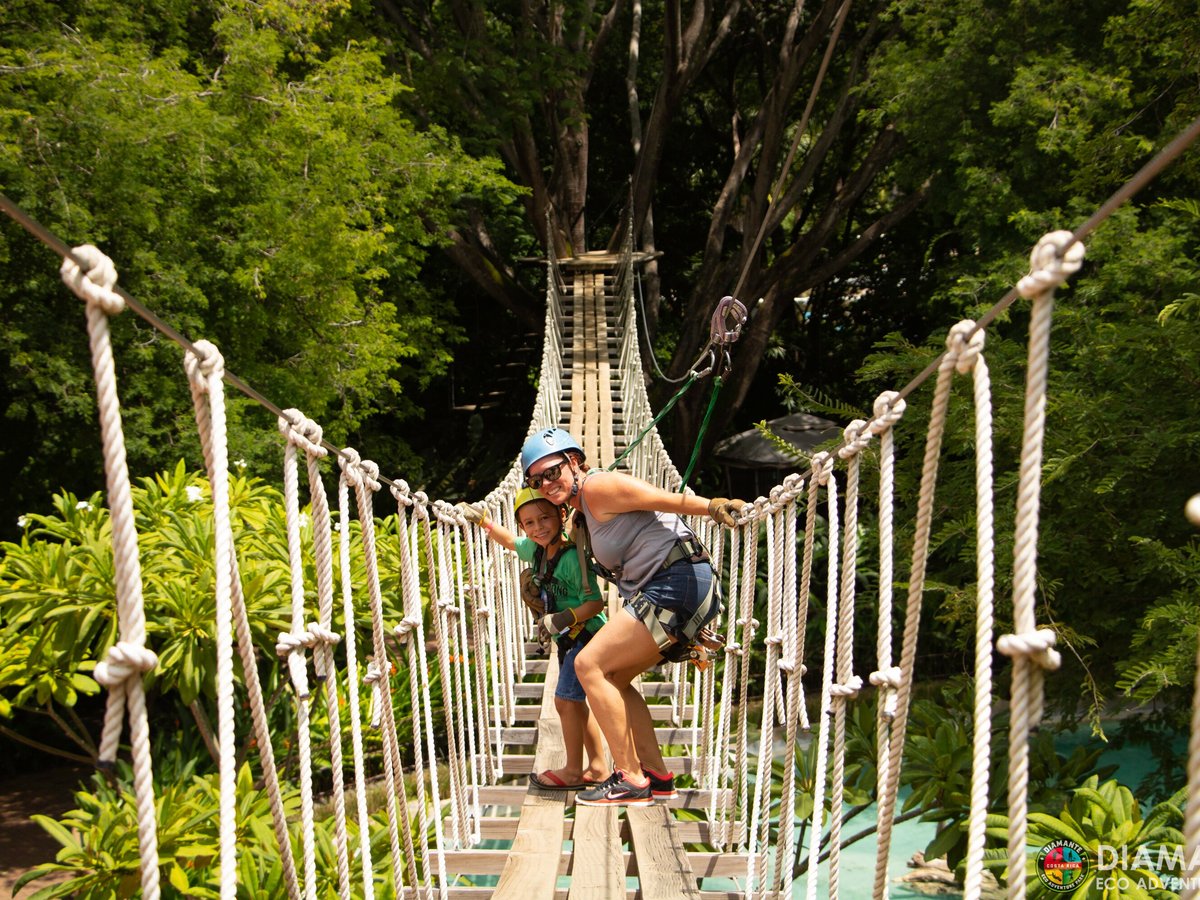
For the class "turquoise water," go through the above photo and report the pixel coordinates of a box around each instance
[695,794,937,899]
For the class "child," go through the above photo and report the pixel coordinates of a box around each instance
[458,488,608,790]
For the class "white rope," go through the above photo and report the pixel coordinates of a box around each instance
[300,423,352,899]
[828,421,870,900]
[871,348,957,900]
[946,321,997,900]
[348,459,420,893]
[805,453,840,900]
[999,231,1081,900]
[61,245,161,900]
[711,524,741,847]
[747,504,783,891]
[335,465,375,900]
[772,475,808,898]
[390,481,447,898]
[276,410,323,900]
[734,516,760,851]
[183,341,238,899]
[866,389,904,900]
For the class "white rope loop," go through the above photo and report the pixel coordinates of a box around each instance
[60,244,125,315]
[1004,231,1083,900]
[1016,230,1085,300]
[62,243,161,899]
[996,627,1061,670]
[869,390,906,436]
[94,641,160,686]
[945,319,986,374]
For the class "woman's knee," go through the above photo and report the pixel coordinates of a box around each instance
[574,646,603,685]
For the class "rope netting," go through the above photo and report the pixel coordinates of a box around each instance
[14,182,1200,899]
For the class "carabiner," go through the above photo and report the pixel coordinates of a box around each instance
[710,295,748,346]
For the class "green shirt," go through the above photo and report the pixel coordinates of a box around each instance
[515,536,606,636]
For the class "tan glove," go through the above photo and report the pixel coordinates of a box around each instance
[538,609,577,643]
[456,501,489,528]
[707,497,747,527]
[519,568,545,616]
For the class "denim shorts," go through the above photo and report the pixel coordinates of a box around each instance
[555,639,588,703]
[622,559,719,640]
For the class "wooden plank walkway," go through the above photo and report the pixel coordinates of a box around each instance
[473,255,714,899]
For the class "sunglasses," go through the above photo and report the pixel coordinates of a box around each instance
[526,459,567,490]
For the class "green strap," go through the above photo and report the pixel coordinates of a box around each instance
[679,375,723,491]
[607,373,698,471]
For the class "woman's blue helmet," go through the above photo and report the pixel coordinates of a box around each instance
[520,427,584,475]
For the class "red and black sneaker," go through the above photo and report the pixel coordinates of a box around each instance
[642,767,677,801]
[575,769,653,806]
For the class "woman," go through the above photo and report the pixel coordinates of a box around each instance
[519,427,745,806]
[459,487,608,789]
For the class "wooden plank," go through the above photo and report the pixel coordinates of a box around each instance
[497,704,694,723]
[498,755,699,776]
[494,654,566,900]
[511,681,681,699]
[595,273,615,466]
[626,804,702,900]
[491,726,698,746]
[479,785,728,809]
[435,848,743,882]
[566,806,624,899]
[451,815,746,844]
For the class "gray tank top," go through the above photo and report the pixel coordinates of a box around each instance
[579,472,695,598]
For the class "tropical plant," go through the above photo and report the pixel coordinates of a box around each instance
[0,463,419,773]
[986,776,1187,899]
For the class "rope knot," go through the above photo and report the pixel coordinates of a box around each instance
[338,447,364,486]
[996,628,1062,670]
[1017,230,1085,300]
[358,458,381,491]
[838,419,871,459]
[945,320,985,374]
[278,409,327,457]
[391,479,413,507]
[765,633,784,647]
[413,491,431,520]
[869,391,906,436]
[307,623,341,646]
[870,666,904,718]
[829,675,864,699]
[782,472,805,498]
[778,659,806,676]
[183,339,225,386]
[393,615,422,643]
[811,451,834,485]
[275,630,313,697]
[94,641,159,687]
[60,245,124,315]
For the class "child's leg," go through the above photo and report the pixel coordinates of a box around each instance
[537,642,592,784]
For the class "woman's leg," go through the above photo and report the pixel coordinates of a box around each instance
[574,610,665,777]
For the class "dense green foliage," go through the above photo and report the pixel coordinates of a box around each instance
[0,464,426,770]
[0,0,524,529]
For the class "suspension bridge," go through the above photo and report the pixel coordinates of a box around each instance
[3,119,1200,900]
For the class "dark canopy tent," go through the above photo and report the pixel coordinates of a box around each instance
[711,412,842,498]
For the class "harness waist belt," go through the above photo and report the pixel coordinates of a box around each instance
[660,537,710,571]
